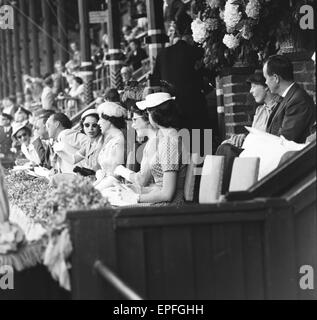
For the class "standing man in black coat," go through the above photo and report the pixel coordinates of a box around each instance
[152,25,213,155]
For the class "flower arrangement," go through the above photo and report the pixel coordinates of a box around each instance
[4,171,110,290]
[191,0,315,74]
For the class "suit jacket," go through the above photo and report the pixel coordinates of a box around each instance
[32,137,52,169]
[266,83,315,143]
[0,126,13,156]
[152,40,210,130]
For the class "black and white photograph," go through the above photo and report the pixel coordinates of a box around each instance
[0,0,316,303]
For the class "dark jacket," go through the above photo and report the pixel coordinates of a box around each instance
[0,126,13,156]
[153,40,211,130]
[32,137,52,169]
[266,83,315,143]
[125,48,148,71]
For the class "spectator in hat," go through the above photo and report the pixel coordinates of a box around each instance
[125,39,148,71]
[221,71,282,148]
[94,102,127,191]
[11,123,41,165]
[14,107,32,126]
[53,109,103,175]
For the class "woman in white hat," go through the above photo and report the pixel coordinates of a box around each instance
[53,109,104,175]
[94,102,127,190]
[12,123,41,165]
[118,92,189,205]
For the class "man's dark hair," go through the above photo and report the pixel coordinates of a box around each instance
[52,113,72,129]
[36,109,56,124]
[104,88,121,103]
[0,112,13,121]
[265,55,294,81]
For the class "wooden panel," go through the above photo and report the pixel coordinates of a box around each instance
[161,226,195,299]
[116,228,147,299]
[294,202,317,299]
[192,225,214,299]
[70,215,119,300]
[209,223,245,299]
[242,222,265,299]
[143,227,165,299]
[264,207,297,299]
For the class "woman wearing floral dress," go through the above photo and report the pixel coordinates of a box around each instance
[118,92,189,205]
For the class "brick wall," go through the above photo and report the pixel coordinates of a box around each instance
[220,67,256,138]
[290,53,316,103]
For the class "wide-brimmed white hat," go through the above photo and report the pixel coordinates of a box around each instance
[11,123,31,138]
[81,108,99,120]
[97,102,127,118]
[136,92,176,111]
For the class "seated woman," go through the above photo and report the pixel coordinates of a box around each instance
[54,109,104,176]
[117,92,189,205]
[93,102,127,191]
[11,123,41,165]
[112,105,158,193]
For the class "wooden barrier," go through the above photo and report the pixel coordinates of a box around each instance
[67,141,317,300]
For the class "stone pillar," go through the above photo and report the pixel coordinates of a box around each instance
[29,0,41,77]
[6,29,16,96]
[78,0,94,104]
[13,3,23,96]
[220,67,255,138]
[19,0,31,76]
[146,0,168,71]
[57,0,69,65]
[107,0,123,89]
[42,0,54,74]
[216,76,226,141]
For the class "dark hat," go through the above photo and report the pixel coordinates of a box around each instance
[246,70,267,86]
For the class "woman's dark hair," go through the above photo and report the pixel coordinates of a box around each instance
[104,88,121,103]
[101,114,126,130]
[265,55,294,81]
[148,99,181,129]
[52,113,72,129]
[80,113,101,136]
[130,106,149,122]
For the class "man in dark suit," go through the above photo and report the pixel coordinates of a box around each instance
[0,113,14,168]
[32,110,56,169]
[263,54,315,143]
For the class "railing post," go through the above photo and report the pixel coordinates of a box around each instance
[13,2,23,97]
[56,0,69,65]
[19,0,31,76]
[42,0,54,74]
[29,0,41,77]
[146,0,168,72]
[107,0,123,89]
[78,0,94,105]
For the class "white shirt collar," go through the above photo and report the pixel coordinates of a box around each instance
[281,82,295,98]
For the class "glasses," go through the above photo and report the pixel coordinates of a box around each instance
[84,123,98,128]
[16,132,28,140]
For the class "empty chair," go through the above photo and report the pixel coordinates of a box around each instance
[229,157,260,192]
[184,153,204,202]
[199,155,225,204]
